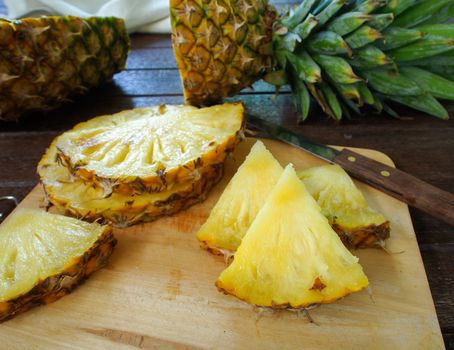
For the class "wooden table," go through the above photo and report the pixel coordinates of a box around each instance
[0,1,453,348]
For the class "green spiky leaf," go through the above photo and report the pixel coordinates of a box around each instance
[313,54,361,84]
[345,25,382,49]
[389,35,454,61]
[287,51,322,83]
[376,27,423,51]
[307,31,352,55]
[392,0,454,28]
[281,0,317,29]
[360,68,423,95]
[319,83,343,120]
[368,13,394,31]
[400,66,454,100]
[326,12,372,36]
[386,94,449,119]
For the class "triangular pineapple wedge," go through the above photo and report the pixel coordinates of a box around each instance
[0,208,116,322]
[55,103,244,195]
[197,141,283,253]
[39,141,223,227]
[297,165,390,249]
[216,165,368,308]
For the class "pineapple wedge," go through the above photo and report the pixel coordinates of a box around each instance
[39,141,224,227]
[55,103,244,195]
[297,165,390,249]
[0,208,116,322]
[197,141,283,253]
[216,165,368,308]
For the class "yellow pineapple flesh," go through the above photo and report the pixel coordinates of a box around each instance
[0,208,116,322]
[55,103,244,195]
[39,141,224,227]
[197,140,282,253]
[216,165,368,308]
[297,165,390,248]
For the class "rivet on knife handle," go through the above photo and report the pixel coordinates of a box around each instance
[334,149,454,226]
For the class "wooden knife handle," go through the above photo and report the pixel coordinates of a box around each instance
[334,149,454,226]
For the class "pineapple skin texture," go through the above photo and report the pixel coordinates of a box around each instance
[39,141,225,227]
[55,103,244,195]
[0,16,129,121]
[216,165,369,308]
[298,165,390,249]
[0,212,116,323]
[170,0,276,106]
[197,140,283,252]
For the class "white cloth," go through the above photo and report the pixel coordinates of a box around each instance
[4,0,171,33]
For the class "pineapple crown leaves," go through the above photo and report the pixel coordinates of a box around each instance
[267,0,454,121]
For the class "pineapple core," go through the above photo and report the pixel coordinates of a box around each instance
[216,165,369,308]
[197,141,283,252]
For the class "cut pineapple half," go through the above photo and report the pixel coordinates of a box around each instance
[297,165,390,249]
[0,208,115,322]
[216,165,368,308]
[39,141,224,227]
[55,103,244,195]
[197,141,283,253]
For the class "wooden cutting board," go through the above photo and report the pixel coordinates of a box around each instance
[0,138,444,349]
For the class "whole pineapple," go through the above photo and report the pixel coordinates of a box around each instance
[171,0,454,120]
[0,16,130,121]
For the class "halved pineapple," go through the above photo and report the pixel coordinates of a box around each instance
[216,165,368,308]
[55,103,244,195]
[197,141,283,253]
[39,141,224,227]
[0,208,116,322]
[297,165,390,249]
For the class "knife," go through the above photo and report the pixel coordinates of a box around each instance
[247,114,454,227]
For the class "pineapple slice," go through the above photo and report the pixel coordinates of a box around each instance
[297,165,390,249]
[0,208,116,322]
[55,103,244,195]
[197,141,283,253]
[39,141,224,227]
[216,165,368,308]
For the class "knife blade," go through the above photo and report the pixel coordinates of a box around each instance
[247,113,454,227]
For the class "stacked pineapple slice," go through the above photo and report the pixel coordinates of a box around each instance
[0,209,116,322]
[199,141,388,307]
[38,103,244,227]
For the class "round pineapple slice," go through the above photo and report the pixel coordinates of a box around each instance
[38,141,224,227]
[55,103,244,195]
[0,208,116,322]
[297,165,390,249]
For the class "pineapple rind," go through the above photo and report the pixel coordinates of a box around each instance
[170,0,276,106]
[297,164,390,249]
[216,165,369,308]
[39,141,224,227]
[55,103,244,195]
[0,16,129,121]
[0,209,116,322]
[197,140,283,252]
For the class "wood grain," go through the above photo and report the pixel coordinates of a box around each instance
[0,139,444,349]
